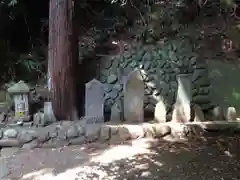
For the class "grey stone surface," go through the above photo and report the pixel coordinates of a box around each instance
[43,102,57,123]
[107,74,118,84]
[154,125,171,138]
[69,136,85,145]
[3,129,18,138]
[85,124,101,142]
[42,139,69,148]
[22,140,39,149]
[67,126,79,138]
[176,74,192,105]
[154,100,167,123]
[124,70,144,122]
[172,74,192,122]
[18,131,35,143]
[79,116,104,125]
[110,103,121,122]
[37,132,50,143]
[85,79,104,117]
[226,107,237,121]
[33,112,46,127]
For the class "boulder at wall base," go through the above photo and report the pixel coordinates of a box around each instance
[85,124,101,142]
[100,125,111,142]
[22,140,40,149]
[153,125,171,138]
[66,126,79,138]
[18,131,36,144]
[3,129,18,138]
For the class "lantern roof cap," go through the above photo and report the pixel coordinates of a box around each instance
[7,80,30,94]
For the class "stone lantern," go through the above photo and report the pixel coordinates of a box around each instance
[7,81,30,120]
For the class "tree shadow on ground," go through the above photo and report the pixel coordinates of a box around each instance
[5,132,240,180]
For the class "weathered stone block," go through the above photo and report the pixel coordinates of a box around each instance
[117,126,131,141]
[142,124,155,137]
[22,140,40,149]
[3,129,18,138]
[110,103,121,122]
[85,124,101,142]
[42,138,69,148]
[37,132,50,143]
[67,126,79,139]
[193,104,205,122]
[153,125,171,138]
[85,79,104,117]
[100,126,111,141]
[124,70,144,123]
[69,137,85,145]
[18,131,36,143]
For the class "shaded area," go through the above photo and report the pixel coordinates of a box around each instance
[4,133,240,180]
[209,60,240,112]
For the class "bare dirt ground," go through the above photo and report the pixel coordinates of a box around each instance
[2,134,240,180]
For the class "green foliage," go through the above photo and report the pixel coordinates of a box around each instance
[0,0,239,85]
[0,0,48,84]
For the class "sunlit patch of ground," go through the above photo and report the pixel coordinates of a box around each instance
[6,138,160,180]
[5,135,240,180]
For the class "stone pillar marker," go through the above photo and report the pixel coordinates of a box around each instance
[85,79,104,119]
[124,70,144,123]
[226,107,237,121]
[154,100,167,123]
[172,74,192,122]
[43,102,57,123]
[110,103,121,122]
[7,81,30,122]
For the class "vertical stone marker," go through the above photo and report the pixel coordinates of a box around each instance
[226,107,237,121]
[124,70,144,123]
[85,79,104,118]
[110,103,121,122]
[154,100,167,123]
[172,74,192,123]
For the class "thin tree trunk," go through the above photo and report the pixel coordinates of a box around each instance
[48,0,78,120]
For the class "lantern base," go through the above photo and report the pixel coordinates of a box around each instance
[13,115,31,123]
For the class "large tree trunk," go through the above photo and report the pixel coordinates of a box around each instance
[48,0,78,120]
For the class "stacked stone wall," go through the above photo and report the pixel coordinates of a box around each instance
[94,40,213,116]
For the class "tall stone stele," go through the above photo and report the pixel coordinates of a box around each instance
[172,74,192,123]
[7,80,30,121]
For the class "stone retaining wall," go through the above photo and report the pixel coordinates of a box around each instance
[0,121,177,149]
[93,40,213,116]
[2,119,240,149]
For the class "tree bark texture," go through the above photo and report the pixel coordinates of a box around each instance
[48,0,78,120]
